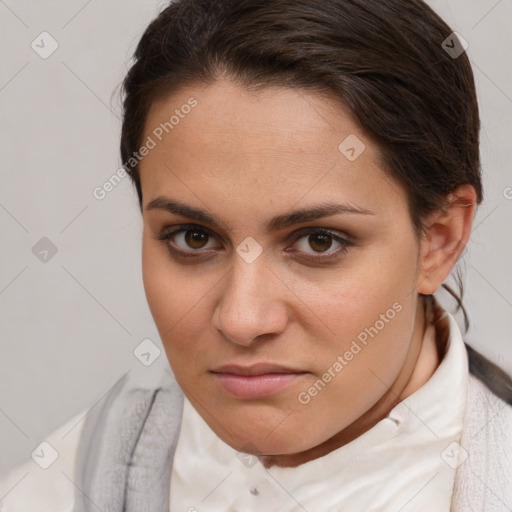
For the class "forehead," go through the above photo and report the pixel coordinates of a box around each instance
[143,77,373,162]
[139,78,406,221]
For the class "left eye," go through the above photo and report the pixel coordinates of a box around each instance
[289,229,352,257]
[296,232,337,252]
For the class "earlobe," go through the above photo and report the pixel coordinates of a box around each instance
[416,185,477,295]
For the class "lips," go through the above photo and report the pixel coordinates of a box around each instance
[212,363,304,375]
[210,363,307,399]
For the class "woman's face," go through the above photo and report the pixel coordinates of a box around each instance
[139,78,428,462]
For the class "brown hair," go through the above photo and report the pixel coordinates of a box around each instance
[121,0,482,222]
[119,0,511,402]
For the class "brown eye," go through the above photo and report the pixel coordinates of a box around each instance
[156,226,219,255]
[289,228,353,260]
[308,233,333,252]
[184,229,209,249]
[156,225,352,262]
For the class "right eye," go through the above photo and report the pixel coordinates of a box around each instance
[154,224,222,258]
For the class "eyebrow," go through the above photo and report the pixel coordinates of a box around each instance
[144,196,374,232]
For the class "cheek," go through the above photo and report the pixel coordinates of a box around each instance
[142,240,177,330]
[300,233,418,342]
[298,300,415,449]
[141,237,214,374]
[293,241,419,409]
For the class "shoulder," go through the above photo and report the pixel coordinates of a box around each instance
[464,370,512,436]
[463,344,512,460]
[451,346,512,511]
[0,408,88,512]
[72,369,184,512]
[463,344,512,468]
[465,342,512,406]
[0,370,183,512]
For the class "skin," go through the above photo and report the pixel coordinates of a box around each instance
[139,77,477,468]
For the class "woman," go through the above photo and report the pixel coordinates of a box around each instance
[1,0,511,510]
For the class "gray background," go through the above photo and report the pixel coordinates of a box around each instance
[0,0,511,478]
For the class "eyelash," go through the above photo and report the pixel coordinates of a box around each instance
[153,224,354,262]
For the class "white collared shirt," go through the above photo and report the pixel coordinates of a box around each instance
[170,310,469,512]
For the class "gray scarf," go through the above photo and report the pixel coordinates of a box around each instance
[73,370,183,512]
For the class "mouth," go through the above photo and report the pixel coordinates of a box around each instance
[210,363,308,399]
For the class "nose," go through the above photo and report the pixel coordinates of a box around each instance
[212,257,289,347]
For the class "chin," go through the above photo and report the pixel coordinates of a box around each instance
[208,416,322,457]
[224,433,309,457]
[185,389,333,455]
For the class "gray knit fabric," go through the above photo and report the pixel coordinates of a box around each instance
[452,373,512,511]
[73,370,183,512]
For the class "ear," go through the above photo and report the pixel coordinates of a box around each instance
[416,185,477,295]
